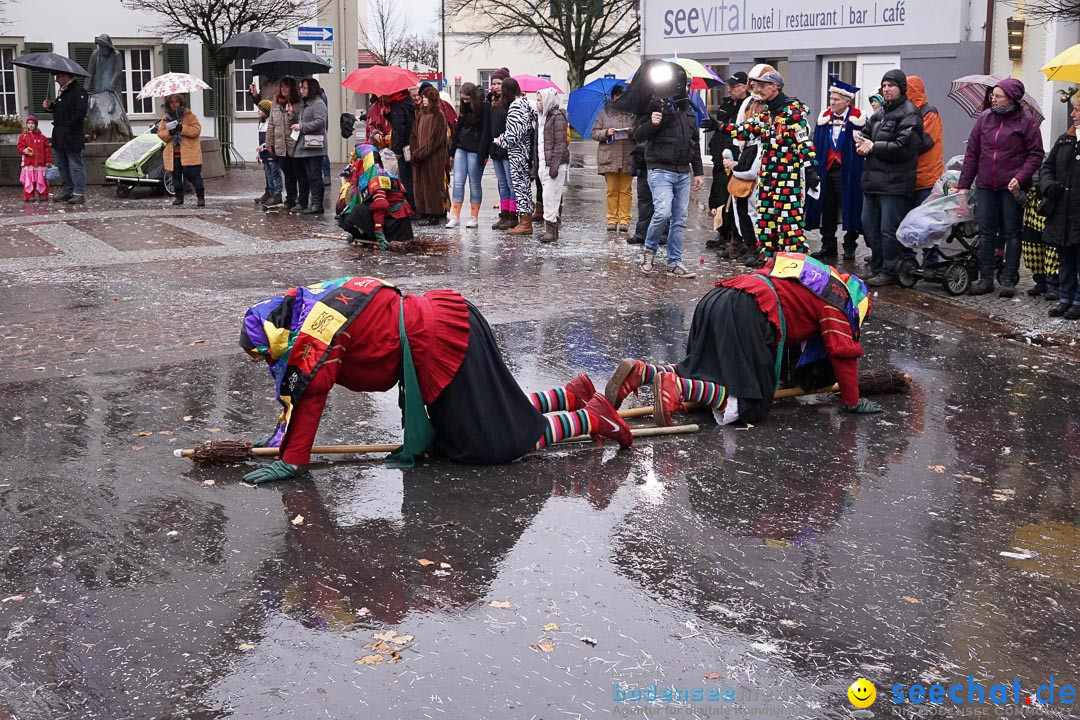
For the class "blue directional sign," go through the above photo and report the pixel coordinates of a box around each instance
[298,26,334,42]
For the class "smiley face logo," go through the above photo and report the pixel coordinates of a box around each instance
[847,678,876,708]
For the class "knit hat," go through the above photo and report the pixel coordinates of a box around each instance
[491,67,511,81]
[25,114,37,123]
[257,99,272,114]
[880,69,908,94]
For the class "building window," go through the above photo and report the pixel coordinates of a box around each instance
[477,69,494,92]
[118,48,154,115]
[0,47,17,115]
[234,58,256,114]
[826,60,857,88]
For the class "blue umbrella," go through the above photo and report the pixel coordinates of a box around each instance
[567,77,625,137]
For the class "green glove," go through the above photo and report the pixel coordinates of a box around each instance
[375,230,389,251]
[845,398,883,414]
[251,435,273,449]
[243,460,298,484]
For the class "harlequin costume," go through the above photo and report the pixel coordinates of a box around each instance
[337,144,414,247]
[728,68,817,261]
[239,277,633,483]
[605,253,873,427]
[804,77,864,258]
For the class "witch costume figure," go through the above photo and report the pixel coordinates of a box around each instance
[336,144,414,247]
[804,77,865,261]
[604,252,882,427]
[85,34,133,143]
[238,277,634,484]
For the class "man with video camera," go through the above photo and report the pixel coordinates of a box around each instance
[620,60,704,279]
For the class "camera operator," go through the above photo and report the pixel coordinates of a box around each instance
[622,60,703,279]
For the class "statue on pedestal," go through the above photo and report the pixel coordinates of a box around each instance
[85,34,133,143]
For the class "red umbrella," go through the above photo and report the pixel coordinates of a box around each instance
[342,65,421,96]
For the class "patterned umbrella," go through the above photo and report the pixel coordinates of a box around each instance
[664,57,723,90]
[948,74,1044,124]
[137,72,210,99]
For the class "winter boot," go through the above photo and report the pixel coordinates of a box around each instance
[466,203,481,228]
[507,214,533,235]
[532,202,544,222]
[584,392,633,448]
[172,191,184,206]
[196,189,206,208]
[539,220,558,243]
[492,211,507,229]
[1028,275,1047,297]
[446,202,462,228]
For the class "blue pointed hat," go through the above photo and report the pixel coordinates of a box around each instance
[827,75,860,99]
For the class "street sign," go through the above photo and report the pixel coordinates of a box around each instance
[314,41,333,59]
[298,26,334,42]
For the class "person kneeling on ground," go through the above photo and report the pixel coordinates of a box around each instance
[604,252,882,426]
[239,277,632,483]
[337,144,414,248]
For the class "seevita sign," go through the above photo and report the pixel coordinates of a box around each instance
[644,0,962,55]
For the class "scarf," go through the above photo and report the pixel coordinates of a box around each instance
[239,276,399,447]
[167,105,186,146]
[992,102,1016,116]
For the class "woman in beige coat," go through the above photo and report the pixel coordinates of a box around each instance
[157,93,204,206]
[590,85,635,232]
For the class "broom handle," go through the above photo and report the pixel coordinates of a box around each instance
[617,374,912,419]
[176,425,699,459]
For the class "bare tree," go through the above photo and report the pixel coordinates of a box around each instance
[400,34,440,70]
[361,0,409,66]
[449,0,638,89]
[122,0,329,162]
[1010,0,1080,23]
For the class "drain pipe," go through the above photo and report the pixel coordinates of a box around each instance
[983,0,994,73]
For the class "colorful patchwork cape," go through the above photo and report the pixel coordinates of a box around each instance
[240,276,398,447]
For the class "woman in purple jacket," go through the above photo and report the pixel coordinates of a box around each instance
[957,78,1044,297]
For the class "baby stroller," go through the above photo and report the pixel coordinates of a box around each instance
[895,158,1002,295]
[104,122,175,197]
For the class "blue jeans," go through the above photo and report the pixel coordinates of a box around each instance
[862,193,914,277]
[976,188,1022,285]
[1059,245,1080,305]
[646,169,691,266]
[55,148,86,196]
[261,150,283,196]
[491,157,512,202]
[452,148,484,205]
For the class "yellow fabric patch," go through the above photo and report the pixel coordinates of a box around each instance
[299,302,348,345]
[378,176,392,189]
[263,321,292,362]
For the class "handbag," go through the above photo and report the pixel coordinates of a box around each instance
[727,174,755,198]
[303,133,325,150]
[44,165,60,182]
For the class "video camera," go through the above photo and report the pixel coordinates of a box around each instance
[645,62,688,115]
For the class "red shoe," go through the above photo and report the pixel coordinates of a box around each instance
[585,392,633,448]
[563,372,595,411]
[652,373,682,427]
[604,358,644,409]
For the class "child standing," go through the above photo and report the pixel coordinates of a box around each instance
[17,114,51,202]
[255,99,283,208]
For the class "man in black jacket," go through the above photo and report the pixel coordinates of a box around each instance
[704,71,748,252]
[856,69,922,286]
[42,72,89,204]
[633,62,704,279]
[387,89,416,208]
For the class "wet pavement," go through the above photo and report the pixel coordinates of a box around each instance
[1,168,1079,720]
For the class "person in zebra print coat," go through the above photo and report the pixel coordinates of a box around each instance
[493,78,538,235]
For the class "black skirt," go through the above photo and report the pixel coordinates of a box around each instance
[339,202,414,242]
[675,286,777,423]
[427,302,547,464]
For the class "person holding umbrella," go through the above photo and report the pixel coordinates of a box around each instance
[157,93,205,207]
[43,71,88,205]
[292,77,329,216]
[590,84,636,233]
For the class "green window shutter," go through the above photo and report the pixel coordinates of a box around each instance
[67,42,95,73]
[201,44,217,117]
[24,41,53,119]
[162,44,188,74]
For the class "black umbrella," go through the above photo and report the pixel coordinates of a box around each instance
[216,32,290,62]
[13,51,89,77]
[251,48,330,77]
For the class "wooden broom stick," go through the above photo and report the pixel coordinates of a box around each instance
[174,425,699,461]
